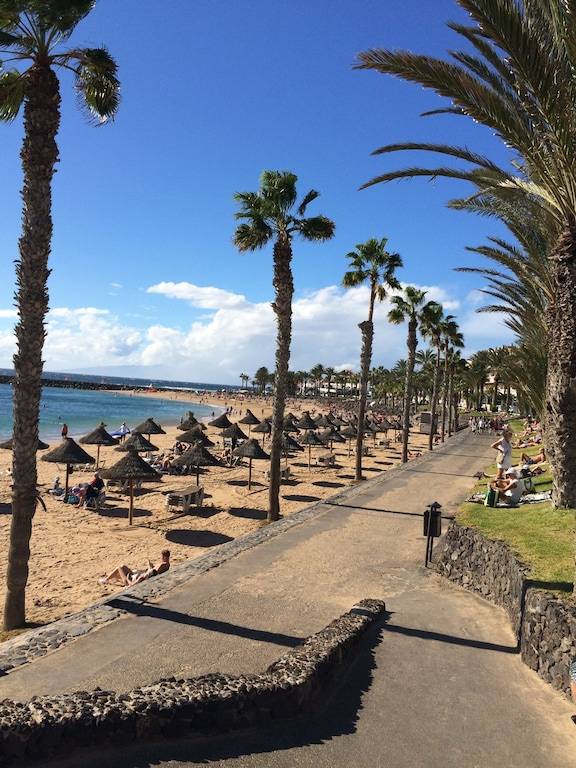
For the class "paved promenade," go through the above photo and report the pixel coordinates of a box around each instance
[4,431,576,767]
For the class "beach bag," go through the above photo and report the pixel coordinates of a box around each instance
[484,487,498,507]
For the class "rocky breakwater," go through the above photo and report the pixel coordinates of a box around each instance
[0,599,386,765]
[436,521,576,695]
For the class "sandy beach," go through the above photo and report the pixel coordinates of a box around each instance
[0,390,431,628]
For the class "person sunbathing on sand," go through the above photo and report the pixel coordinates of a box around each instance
[99,550,170,586]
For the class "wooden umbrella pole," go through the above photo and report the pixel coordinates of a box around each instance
[129,480,134,526]
[248,458,252,490]
[96,444,101,469]
[308,445,311,471]
[65,464,70,498]
[196,465,200,484]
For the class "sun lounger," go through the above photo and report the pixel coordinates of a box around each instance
[317,453,336,467]
[265,466,292,481]
[164,484,204,513]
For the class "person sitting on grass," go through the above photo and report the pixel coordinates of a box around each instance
[99,549,170,586]
[490,467,532,506]
[521,447,546,465]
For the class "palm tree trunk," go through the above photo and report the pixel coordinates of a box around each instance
[354,288,376,481]
[428,345,441,450]
[447,364,455,436]
[440,341,449,442]
[491,376,499,412]
[545,224,576,513]
[4,66,61,631]
[401,319,417,463]
[268,237,294,522]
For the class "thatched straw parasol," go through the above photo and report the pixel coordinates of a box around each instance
[208,412,233,429]
[314,414,334,429]
[232,438,269,490]
[0,437,49,451]
[41,438,95,496]
[252,419,271,434]
[103,450,161,525]
[319,427,345,451]
[177,427,215,447]
[298,430,325,470]
[222,423,248,442]
[238,409,260,435]
[115,431,158,453]
[340,425,358,457]
[282,417,300,433]
[296,412,317,431]
[172,441,219,484]
[79,423,119,468]
[331,416,347,427]
[133,418,166,441]
[178,412,201,431]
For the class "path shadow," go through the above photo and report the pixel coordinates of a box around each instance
[0,502,10,515]
[363,467,382,473]
[332,502,424,519]
[164,529,234,547]
[374,460,394,466]
[228,507,267,520]
[312,481,345,488]
[282,494,321,503]
[106,598,305,648]
[45,610,386,768]
[382,620,517,653]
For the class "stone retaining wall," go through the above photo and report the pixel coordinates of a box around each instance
[436,521,576,695]
[0,599,386,765]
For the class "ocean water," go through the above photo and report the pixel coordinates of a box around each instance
[0,384,221,441]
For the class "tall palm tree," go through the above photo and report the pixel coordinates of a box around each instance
[254,366,270,394]
[239,372,249,390]
[1,1,119,630]
[324,366,335,397]
[234,171,334,521]
[342,238,402,480]
[420,303,445,450]
[309,363,325,397]
[440,316,464,441]
[388,288,440,462]
[356,0,576,507]
[486,347,506,412]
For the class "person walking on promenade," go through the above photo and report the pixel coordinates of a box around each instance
[491,428,513,479]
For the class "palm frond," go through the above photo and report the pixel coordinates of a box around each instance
[71,47,120,122]
[296,215,335,241]
[298,189,319,216]
[0,68,25,121]
[233,220,273,252]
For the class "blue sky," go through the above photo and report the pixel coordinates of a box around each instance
[0,0,514,383]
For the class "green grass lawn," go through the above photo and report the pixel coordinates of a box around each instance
[457,436,575,594]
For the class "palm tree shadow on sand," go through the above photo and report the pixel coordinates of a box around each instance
[44,615,387,768]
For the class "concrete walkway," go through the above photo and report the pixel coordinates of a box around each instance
[4,432,576,767]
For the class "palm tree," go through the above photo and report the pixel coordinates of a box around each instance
[234,171,334,521]
[1,1,119,630]
[420,303,445,450]
[239,372,249,390]
[309,363,325,397]
[356,0,576,507]
[468,351,490,412]
[486,347,507,412]
[254,366,270,395]
[342,238,402,480]
[440,316,464,441]
[388,288,440,462]
[324,366,335,397]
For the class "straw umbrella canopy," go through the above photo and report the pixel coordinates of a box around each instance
[282,433,302,452]
[178,413,200,431]
[238,409,260,435]
[298,430,325,470]
[172,441,219,484]
[232,438,270,490]
[331,416,347,428]
[115,431,158,453]
[252,418,272,445]
[41,438,95,497]
[133,418,166,442]
[314,414,334,429]
[340,425,359,457]
[208,412,233,429]
[0,437,49,451]
[319,427,345,452]
[296,412,318,431]
[282,417,300,433]
[222,423,248,442]
[79,423,119,468]
[103,450,161,525]
[177,427,215,447]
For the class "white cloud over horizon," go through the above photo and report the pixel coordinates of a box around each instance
[0,281,514,383]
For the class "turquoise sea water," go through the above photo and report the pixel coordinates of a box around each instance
[0,384,220,441]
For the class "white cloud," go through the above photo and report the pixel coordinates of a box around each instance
[147,282,247,309]
[0,309,17,319]
[0,281,514,381]
[110,282,123,290]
